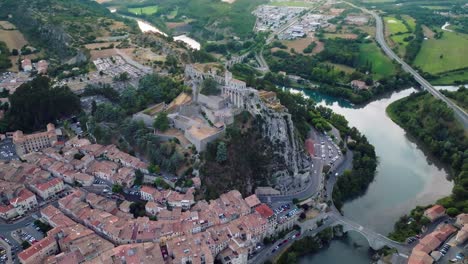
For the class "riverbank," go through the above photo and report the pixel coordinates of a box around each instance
[289,87,453,263]
[386,90,468,242]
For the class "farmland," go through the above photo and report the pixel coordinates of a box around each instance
[128,5,158,15]
[0,29,28,50]
[384,16,408,34]
[414,31,468,74]
[358,42,395,78]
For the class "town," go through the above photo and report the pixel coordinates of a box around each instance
[0,0,467,263]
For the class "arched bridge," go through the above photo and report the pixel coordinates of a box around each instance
[327,212,411,255]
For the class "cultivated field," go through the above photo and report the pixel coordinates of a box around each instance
[414,31,468,74]
[324,33,358,39]
[128,5,158,15]
[0,29,28,50]
[282,37,314,53]
[325,62,355,74]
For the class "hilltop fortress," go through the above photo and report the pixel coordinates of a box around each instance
[178,63,311,192]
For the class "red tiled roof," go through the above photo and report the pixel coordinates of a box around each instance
[18,236,56,262]
[255,204,274,219]
[10,189,35,205]
[35,178,63,191]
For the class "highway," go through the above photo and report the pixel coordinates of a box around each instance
[346,2,468,129]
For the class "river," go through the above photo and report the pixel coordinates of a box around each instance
[288,87,455,263]
[135,20,201,50]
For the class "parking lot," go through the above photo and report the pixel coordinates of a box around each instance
[0,139,18,160]
[271,203,301,225]
[314,133,343,170]
[18,224,45,244]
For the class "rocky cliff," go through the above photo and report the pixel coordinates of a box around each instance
[245,94,311,193]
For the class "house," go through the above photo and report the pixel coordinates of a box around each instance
[18,236,59,264]
[408,250,434,264]
[455,224,468,245]
[424,205,446,222]
[350,80,369,90]
[30,178,65,200]
[21,59,32,72]
[244,194,261,210]
[37,60,48,74]
[455,213,468,226]
[0,204,18,220]
[10,189,38,215]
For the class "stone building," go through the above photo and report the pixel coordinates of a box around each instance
[13,123,59,156]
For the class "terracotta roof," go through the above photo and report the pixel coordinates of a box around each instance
[425,205,445,216]
[0,204,14,213]
[35,178,63,191]
[10,189,35,205]
[18,236,56,262]
[255,204,274,219]
[244,194,261,208]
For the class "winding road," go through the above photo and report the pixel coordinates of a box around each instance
[346,2,468,129]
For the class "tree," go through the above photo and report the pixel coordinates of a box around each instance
[200,78,220,95]
[216,142,228,163]
[11,49,18,56]
[22,241,31,249]
[153,112,169,132]
[446,207,460,217]
[112,184,123,194]
[7,76,80,132]
[114,72,130,82]
[91,100,97,116]
[148,164,160,174]
[134,170,144,186]
[286,252,297,263]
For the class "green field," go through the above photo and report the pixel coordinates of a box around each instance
[384,16,409,34]
[358,42,395,78]
[402,15,416,31]
[391,33,412,46]
[432,70,468,85]
[414,31,468,74]
[128,5,158,15]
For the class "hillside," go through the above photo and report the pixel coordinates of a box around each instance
[103,0,267,39]
[0,0,136,60]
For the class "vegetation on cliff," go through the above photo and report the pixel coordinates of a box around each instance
[201,113,281,199]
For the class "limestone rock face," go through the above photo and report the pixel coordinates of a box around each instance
[245,96,310,193]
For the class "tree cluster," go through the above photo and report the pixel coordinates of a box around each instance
[1,76,80,132]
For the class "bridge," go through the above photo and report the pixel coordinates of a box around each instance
[326,212,411,255]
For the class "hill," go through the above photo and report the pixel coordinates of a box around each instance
[0,0,136,60]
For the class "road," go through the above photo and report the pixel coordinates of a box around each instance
[346,2,468,129]
[248,215,330,264]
